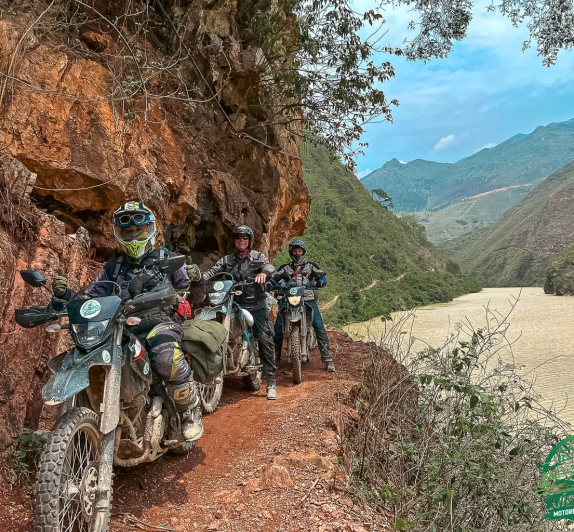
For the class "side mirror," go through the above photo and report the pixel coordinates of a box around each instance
[20,270,47,288]
[159,254,186,275]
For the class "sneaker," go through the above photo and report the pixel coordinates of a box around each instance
[325,361,336,373]
[266,378,277,400]
[182,405,204,442]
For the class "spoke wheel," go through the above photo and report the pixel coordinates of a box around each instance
[199,371,224,414]
[291,326,302,384]
[35,407,110,532]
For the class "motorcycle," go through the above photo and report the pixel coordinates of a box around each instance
[194,272,263,410]
[274,272,324,384]
[15,254,195,532]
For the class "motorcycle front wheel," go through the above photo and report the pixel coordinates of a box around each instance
[200,370,224,414]
[291,326,302,384]
[35,407,111,532]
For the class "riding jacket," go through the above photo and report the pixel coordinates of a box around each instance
[272,260,326,301]
[203,250,275,310]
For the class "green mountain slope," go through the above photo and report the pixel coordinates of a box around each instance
[273,145,482,326]
[450,160,574,287]
[420,184,533,243]
[362,118,574,213]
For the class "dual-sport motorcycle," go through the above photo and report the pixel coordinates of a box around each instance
[274,272,324,384]
[194,271,264,412]
[15,254,195,532]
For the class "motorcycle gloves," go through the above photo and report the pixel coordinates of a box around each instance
[186,263,201,282]
[52,276,68,298]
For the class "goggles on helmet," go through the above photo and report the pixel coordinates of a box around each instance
[114,212,151,227]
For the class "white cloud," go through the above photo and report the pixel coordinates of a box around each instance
[358,168,373,179]
[480,142,496,150]
[434,134,455,151]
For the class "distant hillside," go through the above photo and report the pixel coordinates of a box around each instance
[273,145,482,326]
[419,184,533,243]
[450,160,574,286]
[362,118,574,213]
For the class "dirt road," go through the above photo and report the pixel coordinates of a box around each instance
[1,331,390,532]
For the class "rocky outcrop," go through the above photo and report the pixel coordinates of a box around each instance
[0,156,93,449]
[0,1,309,450]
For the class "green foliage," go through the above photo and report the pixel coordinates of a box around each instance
[249,0,400,165]
[545,242,574,295]
[346,308,568,531]
[275,144,482,326]
[11,429,45,475]
[371,188,394,210]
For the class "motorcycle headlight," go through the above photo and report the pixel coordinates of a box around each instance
[208,292,227,305]
[72,320,110,348]
[288,296,302,306]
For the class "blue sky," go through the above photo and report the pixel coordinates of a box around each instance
[354,1,574,178]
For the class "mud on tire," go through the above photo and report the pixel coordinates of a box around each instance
[199,370,224,414]
[291,326,302,384]
[35,407,110,532]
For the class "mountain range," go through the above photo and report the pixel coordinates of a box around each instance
[362,119,574,215]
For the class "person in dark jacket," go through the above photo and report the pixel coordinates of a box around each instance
[51,202,205,444]
[202,225,278,399]
[272,239,335,372]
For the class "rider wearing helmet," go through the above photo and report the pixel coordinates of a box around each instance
[203,225,278,399]
[51,201,205,445]
[272,239,335,372]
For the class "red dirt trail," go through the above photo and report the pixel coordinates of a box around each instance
[0,330,390,532]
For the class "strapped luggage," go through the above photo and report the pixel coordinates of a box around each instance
[181,319,227,383]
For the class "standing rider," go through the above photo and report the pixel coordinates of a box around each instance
[273,240,335,372]
[51,202,205,446]
[202,226,278,400]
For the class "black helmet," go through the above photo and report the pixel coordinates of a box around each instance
[289,239,307,264]
[232,225,254,247]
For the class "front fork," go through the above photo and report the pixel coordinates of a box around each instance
[283,305,307,360]
[96,324,123,517]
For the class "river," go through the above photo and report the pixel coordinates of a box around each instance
[345,287,574,426]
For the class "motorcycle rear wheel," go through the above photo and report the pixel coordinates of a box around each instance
[291,326,302,384]
[200,370,224,414]
[35,407,111,532]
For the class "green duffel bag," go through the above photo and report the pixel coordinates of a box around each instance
[181,319,227,383]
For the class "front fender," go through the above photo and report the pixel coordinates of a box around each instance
[288,305,304,322]
[42,343,114,406]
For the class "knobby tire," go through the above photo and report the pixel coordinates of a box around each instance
[34,407,111,532]
[291,326,302,384]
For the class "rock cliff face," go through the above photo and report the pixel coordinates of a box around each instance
[0,0,309,451]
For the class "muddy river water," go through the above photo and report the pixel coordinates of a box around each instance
[345,287,574,426]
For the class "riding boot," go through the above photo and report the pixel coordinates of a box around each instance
[166,376,203,442]
[266,377,277,400]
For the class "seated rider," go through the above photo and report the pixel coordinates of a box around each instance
[202,225,278,400]
[51,201,205,444]
[272,240,335,372]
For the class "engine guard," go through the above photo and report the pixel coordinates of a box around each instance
[42,343,115,406]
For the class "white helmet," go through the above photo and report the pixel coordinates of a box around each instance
[112,201,156,260]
